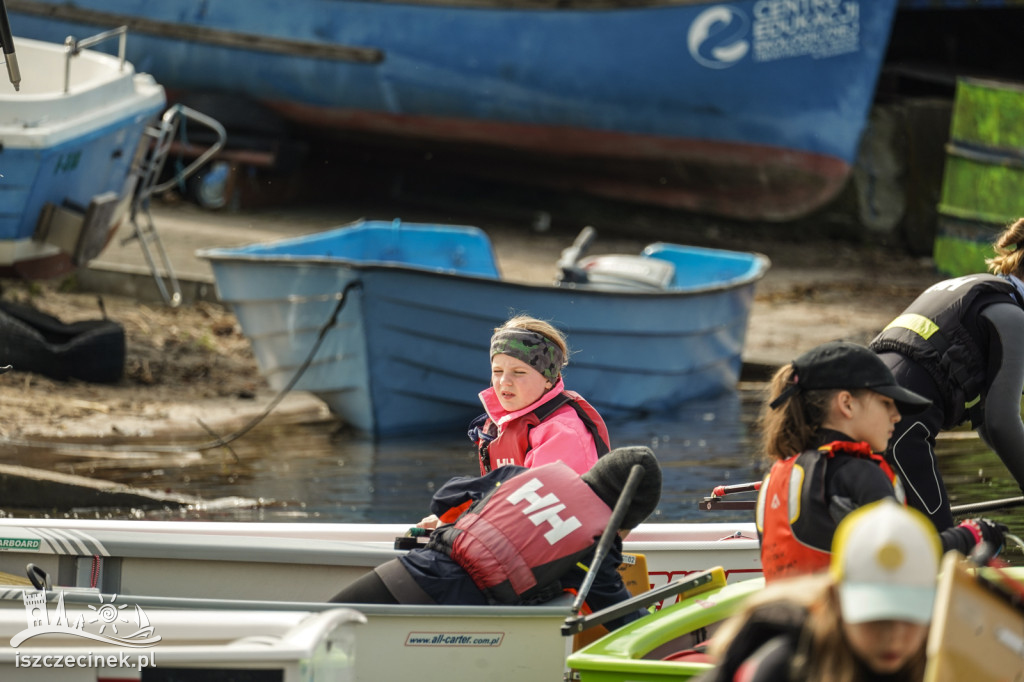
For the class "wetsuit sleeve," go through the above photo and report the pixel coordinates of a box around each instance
[824,457,896,523]
[559,536,646,631]
[827,448,983,554]
[977,303,1024,491]
[939,524,983,555]
[428,465,526,517]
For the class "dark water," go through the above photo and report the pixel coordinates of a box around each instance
[10,381,1024,562]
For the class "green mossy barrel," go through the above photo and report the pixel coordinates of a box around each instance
[935,77,1024,277]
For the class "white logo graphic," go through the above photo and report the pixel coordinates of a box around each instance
[13,590,161,648]
[506,477,582,544]
[688,5,750,69]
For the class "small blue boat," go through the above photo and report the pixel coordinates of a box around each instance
[198,220,769,438]
[6,0,899,222]
[0,31,165,279]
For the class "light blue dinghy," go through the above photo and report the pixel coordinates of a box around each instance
[199,220,769,438]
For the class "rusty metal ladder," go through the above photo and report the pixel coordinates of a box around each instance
[126,104,226,307]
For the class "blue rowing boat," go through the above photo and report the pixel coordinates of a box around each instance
[198,220,769,438]
[6,0,898,221]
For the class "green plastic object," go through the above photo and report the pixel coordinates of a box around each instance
[950,77,1024,150]
[567,576,764,682]
[935,76,1024,277]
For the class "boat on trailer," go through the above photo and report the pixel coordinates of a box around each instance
[197,220,770,438]
[0,28,164,279]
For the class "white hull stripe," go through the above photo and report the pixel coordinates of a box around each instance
[32,528,109,557]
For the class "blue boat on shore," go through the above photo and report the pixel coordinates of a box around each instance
[198,220,769,438]
[6,0,898,222]
[0,30,164,279]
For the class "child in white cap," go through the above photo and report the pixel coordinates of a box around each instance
[699,498,941,682]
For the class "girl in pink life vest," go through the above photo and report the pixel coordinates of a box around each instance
[469,315,610,476]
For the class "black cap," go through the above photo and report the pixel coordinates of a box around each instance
[581,446,662,529]
[770,341,931,415]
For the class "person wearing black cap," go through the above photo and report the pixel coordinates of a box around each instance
[329,446,661,630]
[755,340,1005,582]
[870,219,1024,531]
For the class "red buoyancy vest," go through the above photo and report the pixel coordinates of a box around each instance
[429,463,612,605]
[477,391,611,475]
[755,441,902,582]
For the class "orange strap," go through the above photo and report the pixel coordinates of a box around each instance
[438,500,473,525]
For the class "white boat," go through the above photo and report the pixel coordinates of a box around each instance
[0,562,729,681]
[0,28,165,279]
[0,519,762,602]
[0,601,365,681]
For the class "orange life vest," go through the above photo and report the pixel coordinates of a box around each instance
[755,441,902,582]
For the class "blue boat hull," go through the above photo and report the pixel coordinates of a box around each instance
[199,221,769,438]
[7,0,898,221]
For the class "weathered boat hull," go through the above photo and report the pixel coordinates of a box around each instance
[6,0,899,220]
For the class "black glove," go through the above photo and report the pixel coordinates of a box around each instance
[959,517,1008,556]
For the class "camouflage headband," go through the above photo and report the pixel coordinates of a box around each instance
[490,328,563,382]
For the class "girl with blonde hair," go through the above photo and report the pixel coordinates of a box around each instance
[468,314,609,476]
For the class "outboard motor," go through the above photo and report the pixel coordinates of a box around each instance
[556,226,675,292]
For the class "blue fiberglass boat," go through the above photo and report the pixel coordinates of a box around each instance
[6,0,898,222]
[198,220,769,438]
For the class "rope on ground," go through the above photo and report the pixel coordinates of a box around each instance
[0,281,363,456]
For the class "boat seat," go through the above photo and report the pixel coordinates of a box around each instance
[0,570,32,587]
[573,552,649,651]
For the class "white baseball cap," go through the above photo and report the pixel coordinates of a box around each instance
[830,498,942,625]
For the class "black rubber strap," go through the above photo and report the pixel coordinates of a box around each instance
[374,559,437,605]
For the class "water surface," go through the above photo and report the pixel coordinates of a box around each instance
[9,381,1024,563]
